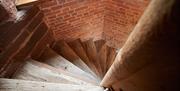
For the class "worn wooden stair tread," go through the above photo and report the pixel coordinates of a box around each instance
[12,59,95,85]
[106,47,117,72]
[68,39,100,80]
[53,40,94,76]
[0,78,104,91]
[94,39,107,76]
[95,40,106,52]
[82,39,103,78]
[39,47,99,84]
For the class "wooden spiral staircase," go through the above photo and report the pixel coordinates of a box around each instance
[1,0,180,91]
[0,39,117,91]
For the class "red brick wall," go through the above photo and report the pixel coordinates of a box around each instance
[38,0,105,41]
[38,0,149,48]
[103,0,150,48]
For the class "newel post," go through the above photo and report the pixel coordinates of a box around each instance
[101,0,180,90]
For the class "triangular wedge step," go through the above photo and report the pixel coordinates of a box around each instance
[12,59,95,85]
[95,40,106,52]
[0,78,104,91]
[68,39,100,80]
[53,40,94,76]
[106,47,117,72]
[95,40,107,77]
[38,47,99,84]
[82,39,103,78]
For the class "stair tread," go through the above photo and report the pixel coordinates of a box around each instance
[106,47,117,72]
[53,40,94,76]
[95,40,108,77]
[39,47,99,84]
[12,59,95,85]
[82,39,103,78]
[95,40,106,52]
[0,78,104,91]
[68,39,100,80]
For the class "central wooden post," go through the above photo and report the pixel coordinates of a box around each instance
[101,0,180,91]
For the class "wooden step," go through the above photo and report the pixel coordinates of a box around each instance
[39,47,99,84]
[53,40,94,76]
[68,39,100,79]
[95,40,106,52]
[106,47,117,72]
[82,39,103,78]
[0,78,104,91]
[95,40,107,77]
[12,59,95,85]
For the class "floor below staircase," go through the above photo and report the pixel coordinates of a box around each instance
[0,39,117,91]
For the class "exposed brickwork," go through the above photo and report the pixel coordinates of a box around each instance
[38,0,105,41]
[0,0,17,23]
[38,0,149,48]
[103,0,150,48]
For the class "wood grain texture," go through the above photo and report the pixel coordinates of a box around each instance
[39,47,99,85]
[106,47,117,72]
[13,59,94,86]
[53,40,94,75]
[82,39,103,78]
[68,39,100,80]
[0,78,104,91]
[96,41,108,78]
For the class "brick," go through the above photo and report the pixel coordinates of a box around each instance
[38,0,150,48]
[104,0,150,48]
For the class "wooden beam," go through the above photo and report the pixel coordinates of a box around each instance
[16,0,38,9]
[98,43,107,77]
[106,47,117,72]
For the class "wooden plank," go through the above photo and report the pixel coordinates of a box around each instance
[98,44,108,77]
[82,39,102,78]
[95,40,106,52]
[31,31,55,60]
[39,47,99,85]
[95,40,107,77]
[0,78,104,91]
[12,59,94,85]
[16,0,38,9]
[53,40,94,76]
[68,39,100,79]
[106,47,117,72]
[16,0,38,5]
